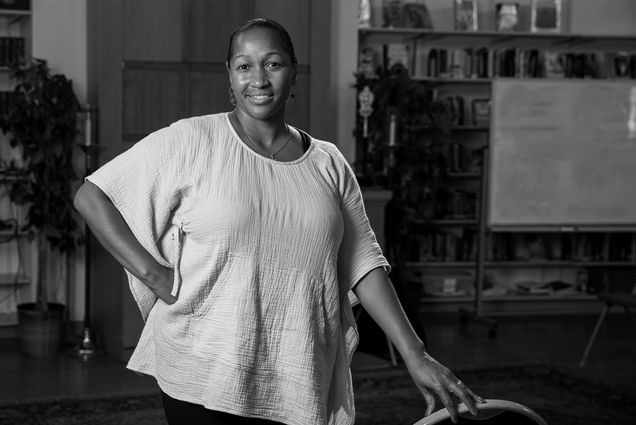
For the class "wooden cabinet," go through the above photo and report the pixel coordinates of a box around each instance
[88,0,332,361]
[357,27,636,314]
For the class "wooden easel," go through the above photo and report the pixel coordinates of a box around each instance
[458,147,498,338]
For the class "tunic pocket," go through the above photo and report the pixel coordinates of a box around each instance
[190,255,235,317]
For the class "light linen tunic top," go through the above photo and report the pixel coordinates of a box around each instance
[87,113,390,425]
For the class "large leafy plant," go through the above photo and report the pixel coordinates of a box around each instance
[354,66,453,263]
[0,59,81,311]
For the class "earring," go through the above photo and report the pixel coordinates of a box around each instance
[229,87,236,106]
[287,92,295,103]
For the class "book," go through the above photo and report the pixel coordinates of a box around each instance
[495,3,519,32]
[453,0,478,31]
[531,0,561,33]
[544,51,565,78]
[613,52,631,78]
[471,98,490,126]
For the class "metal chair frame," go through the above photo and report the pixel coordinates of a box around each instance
[412,399,548,425]
[579,283,636,367]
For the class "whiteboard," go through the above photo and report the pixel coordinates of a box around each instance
[488,78,636,231]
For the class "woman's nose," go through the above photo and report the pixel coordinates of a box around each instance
[250,66,268,87]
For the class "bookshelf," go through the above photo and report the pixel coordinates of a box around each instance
[359,28,636,51]
[357,26,636,315]
[0,7,31,327]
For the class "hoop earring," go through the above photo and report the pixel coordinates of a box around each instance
[229,87,236,106]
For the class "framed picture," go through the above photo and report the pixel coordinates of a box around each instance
[495,3,519,32]
[453,0,478,31]
[358,0,372,28]
[383,0,405,28]
[402,2,433,29]
[384,43,411,74]
[471,98,490,126]
[531,0,561,33]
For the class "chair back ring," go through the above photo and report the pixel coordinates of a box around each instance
[413,399,548,425]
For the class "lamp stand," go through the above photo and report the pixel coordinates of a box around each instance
[71,106,103,361]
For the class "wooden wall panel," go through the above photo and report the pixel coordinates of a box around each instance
[187,0,256,63]
[189,68,232,117]
[90,0,320,362]
[287,69,309,131]
[309,0,332,140]
[89,0,141,362]
[122,67,188,139]
[123,0,183,61]
[254,0,311,65]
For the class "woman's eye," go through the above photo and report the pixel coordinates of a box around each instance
[266,62,280,70]
[236,64,249,71]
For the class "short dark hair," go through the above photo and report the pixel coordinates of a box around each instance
[226,18,298,68]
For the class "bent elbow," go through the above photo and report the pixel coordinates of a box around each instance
[73,184,87,215]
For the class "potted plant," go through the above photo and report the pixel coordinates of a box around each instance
[354,66,453,349]
[0,58,81,357]
[354,65,453,265]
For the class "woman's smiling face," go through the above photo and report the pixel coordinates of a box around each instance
[227,26,297,122]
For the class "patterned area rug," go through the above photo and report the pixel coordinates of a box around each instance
[1,362,634,425]
[352,362,636,425]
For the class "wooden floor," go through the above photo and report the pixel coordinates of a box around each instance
[1,312,635,405]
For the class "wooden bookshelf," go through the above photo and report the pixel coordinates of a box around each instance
[406,260,636,268]
[358,26,636,312]
[359,27,636,51]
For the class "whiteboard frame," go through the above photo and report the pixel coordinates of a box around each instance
[486,78,636,233]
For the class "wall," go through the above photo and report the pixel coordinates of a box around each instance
[32,0,88,323]
[32,0,88,101]
[331,0,358,161]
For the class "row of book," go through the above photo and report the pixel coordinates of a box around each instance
[417,46,636,79]
[413,231,636,263]
[415,229,478,263]
[442,95,491,127]
[376,43,636,80]
[434,188,478,220]
[0,37,25,67]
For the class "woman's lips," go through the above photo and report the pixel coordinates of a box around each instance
[247,93,274,104]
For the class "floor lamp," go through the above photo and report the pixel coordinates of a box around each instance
[73,105,101,361]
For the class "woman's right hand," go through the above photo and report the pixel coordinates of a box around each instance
[74,181,179,306]
[145,266,178,305]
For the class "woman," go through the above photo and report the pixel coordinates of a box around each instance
[73,18,483,425]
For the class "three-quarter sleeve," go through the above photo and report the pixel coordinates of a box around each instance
[86,120,189,320]
[336,158,391,305]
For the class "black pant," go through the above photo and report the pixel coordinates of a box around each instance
[160,391,285,425]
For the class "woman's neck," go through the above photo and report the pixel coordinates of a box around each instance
[231,109,287,148]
